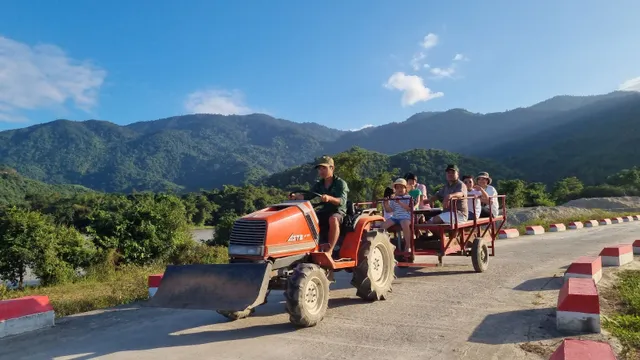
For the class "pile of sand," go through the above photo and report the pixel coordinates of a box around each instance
[504,196,640,227]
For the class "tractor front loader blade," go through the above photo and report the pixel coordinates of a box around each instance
[147,262,272,313]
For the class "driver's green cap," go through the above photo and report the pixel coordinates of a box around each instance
[445,164,459,172]
[315,155,334,168]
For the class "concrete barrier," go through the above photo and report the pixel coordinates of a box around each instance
[0,296,55,339]
[611,217,624,224]
[567,221,583,230]
[549,223,567,232]
[634,215,640,221]
[598,219,612,226]
[556,278,600,333]
[564,256,603,284]
[600,244,633,267]
[634,240,640,255]
[624,216,633,222]
[498,228,520,239]
[525,225,545,235]
[549,339,616,360]
[584,220,599,228]
[148,274,164,298]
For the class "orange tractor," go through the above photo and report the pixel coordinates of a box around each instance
[149,191,396,327]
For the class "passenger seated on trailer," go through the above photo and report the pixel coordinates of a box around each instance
[428,164,468,224]
[475,172,499,218]
[462,175,482,220]
[381,178,413,253]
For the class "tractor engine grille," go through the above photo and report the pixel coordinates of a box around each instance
[229,219,267,246]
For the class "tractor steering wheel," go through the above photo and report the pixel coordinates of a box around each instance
[288,189,325,210]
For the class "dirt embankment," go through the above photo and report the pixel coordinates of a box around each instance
[505,196,640,227]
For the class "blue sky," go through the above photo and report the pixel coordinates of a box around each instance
[0,1,639,131]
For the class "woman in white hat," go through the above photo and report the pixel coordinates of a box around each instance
[382,178,414,253]
[474,172,499,217]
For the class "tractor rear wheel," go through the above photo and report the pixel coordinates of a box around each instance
[351,230,396,301]
[471,237,489,273]
[284,263,330,327]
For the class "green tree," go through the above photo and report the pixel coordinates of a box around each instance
[552,176,584,203]
[0,207,94,288]
[497,179,527,208]
[525,182,555,207]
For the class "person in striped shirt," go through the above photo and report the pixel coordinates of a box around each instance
[382,178,414,253]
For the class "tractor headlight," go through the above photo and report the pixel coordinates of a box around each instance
[228,244,264,256]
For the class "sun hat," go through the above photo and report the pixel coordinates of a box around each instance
[476,171,492,184]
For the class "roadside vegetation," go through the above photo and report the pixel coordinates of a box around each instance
[514,210,639,235]
[602,270,640,359]
[2,150,640,318]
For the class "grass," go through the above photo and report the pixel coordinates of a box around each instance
[0,243,228,318]
[602,270,640,359]
[514,209,638,235]
[190,225,214,230]
[0,263,165,318]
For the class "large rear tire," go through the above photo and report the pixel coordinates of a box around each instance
[285,263,330,327]
[351,230,396,301]
[471,237,489,273]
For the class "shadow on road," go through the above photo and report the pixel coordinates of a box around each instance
[0,304,298,360]
[513,276,563,291]
[468,307,562,345]
[394,268,476,278]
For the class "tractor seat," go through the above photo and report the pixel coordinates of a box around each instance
[346,200,356,217]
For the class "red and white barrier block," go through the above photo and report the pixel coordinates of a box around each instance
[498,228,520,239]
[525,225,544,235]
[624,216,633,222]
[599,244,634,267]
[611,217,624,224]
[564,256,603,284]
[598,219,612,226]
[567,221,583,230]
[633,240,640,255]
[633,215,640,221]
[0,296,55,339]
[584,220,599,228]
[549,339,616,360]
[549,223,566,232]
[556,278,600,333]
[148,274,164,298]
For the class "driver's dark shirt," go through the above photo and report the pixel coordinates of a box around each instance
[304,175,349,215]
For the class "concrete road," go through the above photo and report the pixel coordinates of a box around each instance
[2,222,639,360]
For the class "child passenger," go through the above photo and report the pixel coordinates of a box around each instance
[382,178,414,253]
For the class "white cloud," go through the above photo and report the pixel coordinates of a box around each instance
[421,33,438,49]
[184,89,253,115]
[430,66,456,79]
[349,124,374,131]
[410,52,426,71]
[453,53,468,61]
[0,35,106,122]
[618,76,640,92]
[384,72,443,106]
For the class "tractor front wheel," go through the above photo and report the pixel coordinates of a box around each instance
[285,263,330,327]
[351,230,396,301]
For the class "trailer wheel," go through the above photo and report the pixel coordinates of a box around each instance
[351,230,396,301]
[217,308,255,320]
[471,237,489,273]
[285,263,330,327]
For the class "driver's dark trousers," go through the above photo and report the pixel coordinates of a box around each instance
[316,211,344,244]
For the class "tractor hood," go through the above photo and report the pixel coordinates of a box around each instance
[228,201,319,258]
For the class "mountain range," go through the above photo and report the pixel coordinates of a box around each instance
[0,90,638,193]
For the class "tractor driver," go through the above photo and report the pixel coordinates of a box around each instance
[289,155,349,255]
